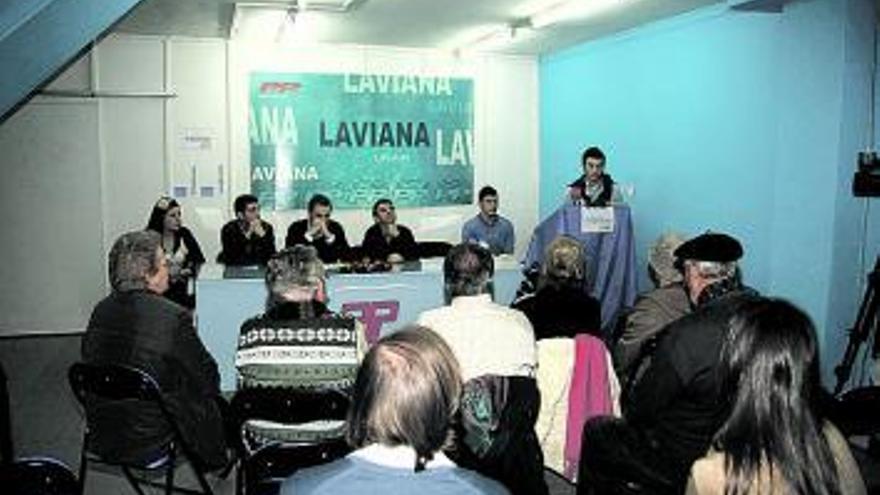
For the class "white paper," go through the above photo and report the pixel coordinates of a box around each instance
[581,207,615,233]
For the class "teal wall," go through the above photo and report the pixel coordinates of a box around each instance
[539,0,879,384]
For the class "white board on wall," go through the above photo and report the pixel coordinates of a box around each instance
[0,100,105,334]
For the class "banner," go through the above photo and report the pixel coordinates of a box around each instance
[249,72,474,210]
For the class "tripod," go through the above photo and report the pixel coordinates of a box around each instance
[834,255,880,396]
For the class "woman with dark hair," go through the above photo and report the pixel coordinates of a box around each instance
[146,196,205,308]
[685,298,866,495]
[281,326,507,495]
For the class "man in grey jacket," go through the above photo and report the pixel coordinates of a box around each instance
[82,230,228,470]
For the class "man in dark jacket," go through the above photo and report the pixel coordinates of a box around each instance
[285,194,350,263]
[578,232,757,494]
[82,230,228,470]
[218,194,276,265]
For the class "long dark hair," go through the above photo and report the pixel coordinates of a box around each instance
[714,298,840,495]
[146,196,179,234]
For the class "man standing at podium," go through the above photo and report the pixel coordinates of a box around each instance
[461,185,515,255]
[568,146,615,207]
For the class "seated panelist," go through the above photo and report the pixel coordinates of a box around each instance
[145,196,205,309]
[218,194,276,266]
[461,185,515,256]
[361,198,418,263]
[285,194,350,264]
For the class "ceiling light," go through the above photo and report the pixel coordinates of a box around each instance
[530,0,624,29]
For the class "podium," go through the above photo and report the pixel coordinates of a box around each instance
[522,204,637,334]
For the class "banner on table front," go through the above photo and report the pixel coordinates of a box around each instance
[249,72,474,210]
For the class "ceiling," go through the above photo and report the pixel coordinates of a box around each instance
[113,0,726,55]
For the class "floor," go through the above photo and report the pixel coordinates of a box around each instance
[3,334,877,495]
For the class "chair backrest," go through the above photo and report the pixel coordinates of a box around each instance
[231,387,350,427]
[68,362,162,405]
[454,374,547,495]
[244,439,351,494]
[417,241,452,259]
[535,334,619,482]
[0,457,79,495]
[67,361,179,456]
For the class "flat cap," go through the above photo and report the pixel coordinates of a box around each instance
[674,232,743,263]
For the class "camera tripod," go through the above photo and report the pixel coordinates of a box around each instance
[834,255,880,396]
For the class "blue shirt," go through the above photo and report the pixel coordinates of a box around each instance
[461,214,515,255]
[282,456,508,495]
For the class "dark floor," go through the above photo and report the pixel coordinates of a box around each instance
[3,334,878,494]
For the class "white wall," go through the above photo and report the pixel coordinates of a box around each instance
[0,33,540,334]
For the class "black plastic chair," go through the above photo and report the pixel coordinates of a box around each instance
[0,456,80,495]
[68,362,213,495]
[230,387,352,495]
[0,361,13,465]
[417,241,453,259]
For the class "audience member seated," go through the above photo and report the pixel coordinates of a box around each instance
[417,243,536,382]
[145,196,205,308]
[281,327,508,495]
[461,185,515,255]
[218,194,276,266]
[82,230,228,470]
[686,298,866,495]
[285,193,351,264]
[567,146,616,207]
[512,236,601,340]
[613,232,691,380]
[578,232,758,494]
[361,198,418,263]
[235,245,365,443]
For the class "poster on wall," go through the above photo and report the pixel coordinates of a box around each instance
[249,72,474,210]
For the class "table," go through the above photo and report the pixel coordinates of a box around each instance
[196,258,523,390]
[522,204,637,334]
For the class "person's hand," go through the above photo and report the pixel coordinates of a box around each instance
[385,224,399,239]
[320,220,332,239]
[250,219,265,238]
[387,253,404,264]
[568,186,583,200]
[308,219,324,238]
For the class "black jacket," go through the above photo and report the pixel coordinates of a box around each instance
[82,290,227,469]
[512,286,602,340]
[285,219,350,263]
[218,219,276,266]
[361,224,418,262]
[624,288,759,480]
[569,173,614,207]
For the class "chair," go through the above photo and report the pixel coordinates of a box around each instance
[0,361,13,464]
[0,456,80,495]
[416,241,452,259]
[534,334,620,483]
[68,362,214,495]
[230,387,352,495]
[450,374,548,495]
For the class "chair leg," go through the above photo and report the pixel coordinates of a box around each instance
[192,465,214,495]
[165,448,177,495]
[121,467,149,495]
[78,448,88,495]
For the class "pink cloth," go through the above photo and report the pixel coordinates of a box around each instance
[563,334,612,481]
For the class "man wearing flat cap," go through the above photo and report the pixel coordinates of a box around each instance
[579,231,759,495]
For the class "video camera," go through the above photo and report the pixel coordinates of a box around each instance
[854,151,880,197]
